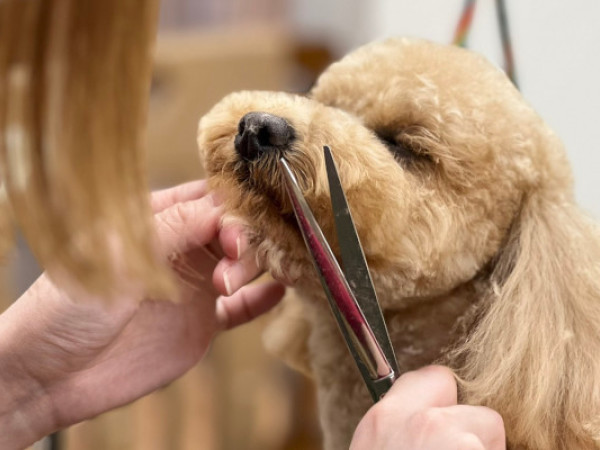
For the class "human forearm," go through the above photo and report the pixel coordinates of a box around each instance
[0,274,145,448]
[0,182,284,449]
[0,384,56,449]
[0,303,58,449]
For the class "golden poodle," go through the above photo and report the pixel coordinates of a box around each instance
[198,38,600,449]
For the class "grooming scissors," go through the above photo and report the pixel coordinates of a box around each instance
[279,146,399,402]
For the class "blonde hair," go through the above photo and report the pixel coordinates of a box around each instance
[0,0,172,297]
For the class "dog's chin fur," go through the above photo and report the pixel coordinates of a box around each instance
[198,38,600,449]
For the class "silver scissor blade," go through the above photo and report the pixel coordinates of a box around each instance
[279,157,394,402]
[323,146,399,375]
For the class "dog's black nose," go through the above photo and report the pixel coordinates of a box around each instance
[234,112,294,161]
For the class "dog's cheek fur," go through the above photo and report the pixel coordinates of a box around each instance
[308,38,569,302]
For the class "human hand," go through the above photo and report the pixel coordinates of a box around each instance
[0,180,285,448]
[350,366,506,450]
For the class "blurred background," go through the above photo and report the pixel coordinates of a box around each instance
[148,0,600,216]
[12,0,599,448]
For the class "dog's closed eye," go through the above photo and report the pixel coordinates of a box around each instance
[375,129,432,167]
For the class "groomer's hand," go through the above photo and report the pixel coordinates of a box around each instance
[0,180,284,449]
[350,366,506,450]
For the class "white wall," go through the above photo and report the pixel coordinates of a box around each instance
[292,0,600,218]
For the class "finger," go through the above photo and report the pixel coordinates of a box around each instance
[216,281,286,330]
[383,366,458,415]
[151,180,211,214]
[154,196,222,256]
[447,405,506,450]
[202,238,225,262]
[169,246,220,294]
[218,223,248,260]
[212,254,262,297]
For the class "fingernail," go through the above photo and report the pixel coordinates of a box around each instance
[236,234,248,259]
[223,269,233,296]
[222,262,246,296]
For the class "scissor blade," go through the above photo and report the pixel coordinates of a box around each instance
[323,146,399,376]
[279,157,394,401]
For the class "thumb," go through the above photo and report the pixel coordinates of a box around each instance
[382,366,458,414]
[153,196,222,256]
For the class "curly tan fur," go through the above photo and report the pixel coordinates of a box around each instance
[198,38,600,449]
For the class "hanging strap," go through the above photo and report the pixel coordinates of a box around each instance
[453,0,477,48]
[452,0,518,87]
[495,0,517,85]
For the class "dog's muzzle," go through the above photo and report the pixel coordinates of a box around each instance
[234,112,295,161]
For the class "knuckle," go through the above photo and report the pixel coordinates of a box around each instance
[157,200,210,252]
[423,365,458,390]
[397,368,422,385]
[172,202,195,225]
[409,407,447,437]
[398,365,457,400]
[158,203,188,233]
[482,407,506,441]
[354,402,397,441]
[488,408,505,431]
[159,210,181,238]
[163,200,206,236]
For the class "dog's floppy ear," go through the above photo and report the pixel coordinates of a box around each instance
[450,191,600,449]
